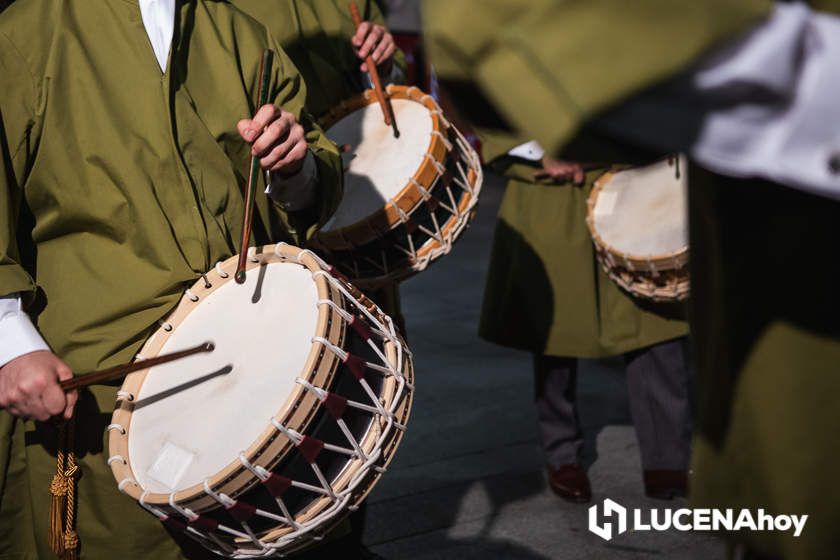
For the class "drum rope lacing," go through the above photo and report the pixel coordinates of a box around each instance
[111,245,411,558]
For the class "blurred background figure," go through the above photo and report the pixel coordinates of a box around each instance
[422,1,840,558]
[479,129,691,503]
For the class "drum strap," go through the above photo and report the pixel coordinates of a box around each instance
[48,419,79,560]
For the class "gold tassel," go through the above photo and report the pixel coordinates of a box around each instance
[48,424,68,557]
[48,419,80,560]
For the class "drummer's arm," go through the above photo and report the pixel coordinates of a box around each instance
[238,44,343,243]
[0,60,76,420]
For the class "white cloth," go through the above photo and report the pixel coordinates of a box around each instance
[507,140,545,162]
[600,2,840,200]
[139,0,175,73]
[0,296,49,368]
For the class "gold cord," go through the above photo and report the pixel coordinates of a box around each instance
[48,419,79,560]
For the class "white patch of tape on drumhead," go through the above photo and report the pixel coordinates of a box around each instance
[147,441,196,492]
[595,191,619,218]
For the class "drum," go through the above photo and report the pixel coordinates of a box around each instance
[586,155,689,302]
[312,85,483,287]
[107,244,413,558]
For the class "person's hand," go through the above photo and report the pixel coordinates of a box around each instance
[237,104,308,177]
[534,157,586,185]
[0,351,77,421]
[351,21,395,74]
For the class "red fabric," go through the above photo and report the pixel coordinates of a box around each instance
[261,473,293,497]
[328,266,349,283]
[188,515,220,532]
[226,500,257,523]
[323,392,348,419]
[393,32,425,88]
[296,435,325,464]
[162,516,187,532]
[403,218,419,234]
[349,315,373,341]
[344,353,367,380]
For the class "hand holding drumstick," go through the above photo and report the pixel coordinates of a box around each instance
[349,2,399,138]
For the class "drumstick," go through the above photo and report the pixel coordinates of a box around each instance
[236,49,275,285]
[349,2,400,138]
[59,342,215,392]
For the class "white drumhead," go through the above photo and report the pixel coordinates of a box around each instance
[322,99,433,231]
[593,156,688,257]
[128,261,318,494]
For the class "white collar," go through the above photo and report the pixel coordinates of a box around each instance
[139,0,175,73]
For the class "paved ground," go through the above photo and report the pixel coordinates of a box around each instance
[362,172,725,559]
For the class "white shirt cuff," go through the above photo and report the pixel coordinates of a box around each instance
[0,295,50,368]
[508,140,545,161]
[265,151,318,211]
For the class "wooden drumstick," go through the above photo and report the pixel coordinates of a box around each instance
[59,342,215,392]
[349,1,400,138]
[236,49,275,285]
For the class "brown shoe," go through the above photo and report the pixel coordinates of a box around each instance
[547,464,592,503]
[644,469,688,500]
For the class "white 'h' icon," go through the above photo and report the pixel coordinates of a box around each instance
[589,499,628,541]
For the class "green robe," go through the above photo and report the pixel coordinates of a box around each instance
[0,1,341,558]
[422,0,772,156]
[479,131,687,358]
[233,0,406,119]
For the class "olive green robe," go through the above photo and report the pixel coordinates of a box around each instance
[0,1,341,558]
[422,0,772,156]
[234,0,406,119]
[479,131,687,358]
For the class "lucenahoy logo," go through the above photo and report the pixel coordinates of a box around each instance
[588,499,808,542]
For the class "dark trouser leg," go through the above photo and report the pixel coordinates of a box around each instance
[623,337,692,470]
[533,354,583,467]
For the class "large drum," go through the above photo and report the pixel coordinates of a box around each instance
[108,244,413,557]
[312,85,483,287]
[586,155,689,302]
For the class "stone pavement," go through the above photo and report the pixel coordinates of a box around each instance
[362,172,725,559]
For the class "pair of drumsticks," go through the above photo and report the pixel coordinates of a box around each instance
[63,2,399,393]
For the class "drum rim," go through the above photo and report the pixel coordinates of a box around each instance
[109,244,344,507]
[586,164,689,272]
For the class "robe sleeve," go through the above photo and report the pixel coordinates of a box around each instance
[265,39,343,243]
[0,32,38,299]
[423,0,773,157]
